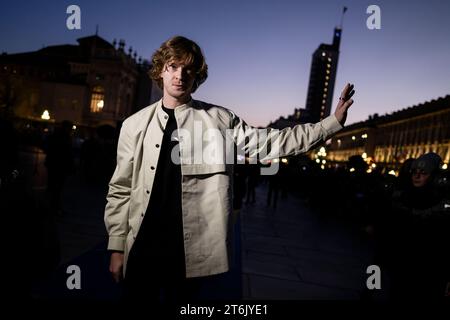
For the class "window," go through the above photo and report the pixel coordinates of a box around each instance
[90,86,105,113]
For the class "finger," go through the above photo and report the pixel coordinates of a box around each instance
[113,271,121,283]
[341,83,354,98]
[346,89,355,99]
[342,83,351,95]
[344,99,354,109]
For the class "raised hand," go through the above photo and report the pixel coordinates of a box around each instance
[334,83,355,126]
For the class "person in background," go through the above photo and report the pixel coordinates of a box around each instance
[386,152,449,299]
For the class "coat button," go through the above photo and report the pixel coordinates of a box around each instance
[151,166,155,170]
[155,144,159,148]
[164,115,168,120]
[146,190,150,194]
[141,212,144,217]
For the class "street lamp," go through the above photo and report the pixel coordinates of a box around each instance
[41,110,50,120]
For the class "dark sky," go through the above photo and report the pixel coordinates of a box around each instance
[1,0,449,126]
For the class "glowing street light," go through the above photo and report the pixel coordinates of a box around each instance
[41,110,50,120]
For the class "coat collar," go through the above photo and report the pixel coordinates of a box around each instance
[156,98,193,123]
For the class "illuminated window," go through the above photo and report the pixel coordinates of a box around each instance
[325,82,328,86]
[90,86,105,113]
[326,70,330,74]
[325,76,329,80]
[327,64,331,68]
[322,52,326,57]
[328,57,332,62]
[324,88,328,92]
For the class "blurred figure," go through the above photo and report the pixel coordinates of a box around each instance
[233,163,247,211]
[363,158,415,300]
[266,170,280,209]
[343,155,372,224]
[245,164,259,205]
[396,158,415,192]
[80,125,117,185]
[43,120,74,215]
[386,152,450,299]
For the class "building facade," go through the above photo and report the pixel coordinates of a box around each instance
[0,35,160,128]
[326,95,450,168]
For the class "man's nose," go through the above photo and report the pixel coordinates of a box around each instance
[174,67,184,79]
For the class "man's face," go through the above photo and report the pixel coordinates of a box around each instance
[411,169,431,188]
[160,60,196,101]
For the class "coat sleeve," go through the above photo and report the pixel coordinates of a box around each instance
[104,120,133,251]
[229,112,343,162]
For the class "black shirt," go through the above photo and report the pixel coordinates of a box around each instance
[126,105,186,281]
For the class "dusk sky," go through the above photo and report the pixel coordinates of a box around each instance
[1,0,449,127]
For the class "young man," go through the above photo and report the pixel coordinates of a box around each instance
[105,36,355,300]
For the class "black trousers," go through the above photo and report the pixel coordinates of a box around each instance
[123,234,212,303]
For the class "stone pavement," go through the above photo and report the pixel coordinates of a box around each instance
[240,183,376,300]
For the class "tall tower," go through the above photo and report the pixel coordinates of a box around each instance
[304,27,342,123]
